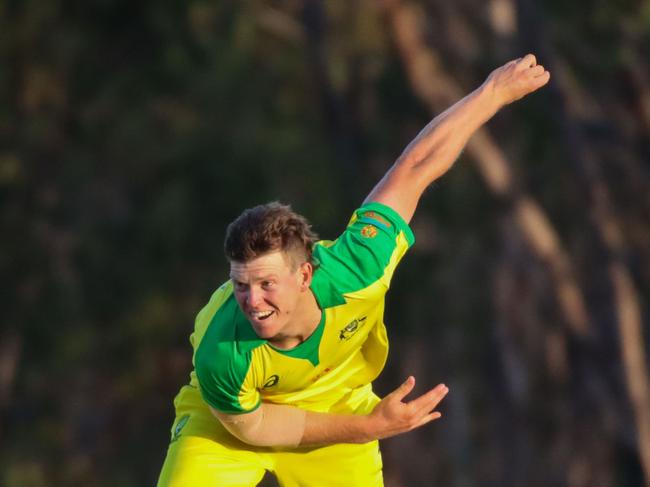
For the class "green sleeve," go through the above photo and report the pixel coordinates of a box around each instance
[194,297,264,414]
[311,202,415,304]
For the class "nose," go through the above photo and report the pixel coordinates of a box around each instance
[246,287,263,308]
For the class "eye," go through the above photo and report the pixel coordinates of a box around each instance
[233,281,248,292]
[261,280,275,290]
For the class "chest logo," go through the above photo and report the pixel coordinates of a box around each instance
[263,375,279,388]
[339,316,367,341]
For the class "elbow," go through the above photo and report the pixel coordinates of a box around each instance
[228,424,293,448]
[217,418,275,447]
[209,406,271,446]
[211,403,306,448]
[216,415,282,448]
[230,422,279,447]
[227,427,273,447]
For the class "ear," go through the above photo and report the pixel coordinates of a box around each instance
[298,261,313,290]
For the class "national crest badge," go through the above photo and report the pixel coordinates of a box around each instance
[360,225,378,238]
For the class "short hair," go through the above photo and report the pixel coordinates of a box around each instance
[224,202,319,268]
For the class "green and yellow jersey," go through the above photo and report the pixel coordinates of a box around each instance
[187,202,414,417]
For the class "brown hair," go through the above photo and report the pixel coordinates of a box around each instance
[224,202,319,268]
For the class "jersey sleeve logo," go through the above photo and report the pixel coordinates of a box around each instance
[360,225,378,238]
[363,211,391,229]
[262,374,280,388]
[339,316,367,340]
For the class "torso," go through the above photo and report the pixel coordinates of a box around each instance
[187,202,415,415]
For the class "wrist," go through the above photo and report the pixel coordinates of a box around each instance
[357,412,378,443]
[476,78,504,117]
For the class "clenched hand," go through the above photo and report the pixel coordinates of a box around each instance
[483,53,550,109]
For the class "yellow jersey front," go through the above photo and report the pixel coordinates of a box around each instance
[189,202,414,415]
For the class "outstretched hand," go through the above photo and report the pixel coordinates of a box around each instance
[483,53,550,109]
[367,376,448,441]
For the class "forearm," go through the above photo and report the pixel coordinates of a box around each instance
[214,402,372,448]
[364,81,500,220]
[214,378,449,448]
[399,81,499,181]
[301,408,372,446]
[364,55,549,223]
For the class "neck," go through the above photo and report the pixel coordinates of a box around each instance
[269,290,322,350]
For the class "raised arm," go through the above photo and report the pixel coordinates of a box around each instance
[211,376,448,447]
[364,54,550,223]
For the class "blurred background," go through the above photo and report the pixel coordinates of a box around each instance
[1,0,649,486]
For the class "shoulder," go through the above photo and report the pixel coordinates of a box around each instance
[195,293,264,377]
[310,202,415,303]
[191,281,236,349]
[194,287,266,413]
[347,202,415,245]
[316,202,415,263]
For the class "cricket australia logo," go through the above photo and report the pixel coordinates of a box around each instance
[339,316,367,341]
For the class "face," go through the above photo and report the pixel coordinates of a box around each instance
[230,251,313,341]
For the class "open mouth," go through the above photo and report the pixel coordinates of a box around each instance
[250,310,274,321]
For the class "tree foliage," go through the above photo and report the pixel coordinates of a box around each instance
[1,1,648,485]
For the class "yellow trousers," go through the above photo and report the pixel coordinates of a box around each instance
[157,386,384,487]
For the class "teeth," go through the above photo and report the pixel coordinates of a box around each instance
[251,310,273,319]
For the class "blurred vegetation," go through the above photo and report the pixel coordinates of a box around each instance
[1,1,649,486]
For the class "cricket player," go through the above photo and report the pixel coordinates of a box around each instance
[158,54,550,486]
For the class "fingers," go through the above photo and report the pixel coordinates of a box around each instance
[414,411,443,429]
[530,64,545,77]
[515,55,551,91]
[517,53,537,68]
[534,70,551,87]
[391,376,416,401]
[375,379,448,437]
[408,383,449,414]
